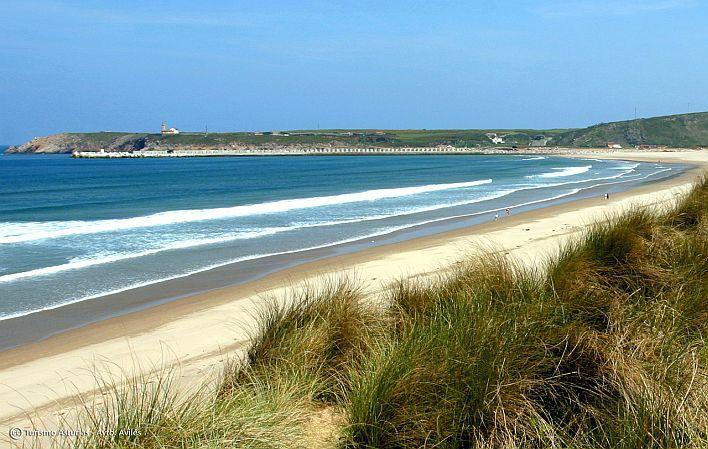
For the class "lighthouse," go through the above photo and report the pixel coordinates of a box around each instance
[161,121,180,135]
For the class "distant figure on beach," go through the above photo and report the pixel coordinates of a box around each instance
[494,213,499,221]
[505,208,510,216]
[604,193,609,200]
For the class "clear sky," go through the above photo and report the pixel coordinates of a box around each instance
[1,0,707,144]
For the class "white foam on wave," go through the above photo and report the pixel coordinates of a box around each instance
[0,223,442,321]
[581,158,607,162]
[527,165,592,179]
[0,228,288,283]
[582,167,671,190]
[538,164,639,188]
[0,179,492,245]
[520,156,546,161]
[609,163,639,170]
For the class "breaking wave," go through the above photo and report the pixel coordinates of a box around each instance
[0,179,492,244]
[527,165,592,178]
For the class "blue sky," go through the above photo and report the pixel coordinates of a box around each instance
[1,0,706,144]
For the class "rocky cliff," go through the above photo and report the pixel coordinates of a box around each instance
[6,133,149,154]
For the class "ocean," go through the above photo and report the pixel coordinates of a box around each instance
[0,153,683,322]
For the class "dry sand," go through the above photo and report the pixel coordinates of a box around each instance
[1,149,706,441]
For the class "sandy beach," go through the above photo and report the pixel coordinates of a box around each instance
[1,149,706,437]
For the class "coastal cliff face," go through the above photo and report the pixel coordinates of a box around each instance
[5,132,350,154]
[7,134,85,154]
[6,133,149,154]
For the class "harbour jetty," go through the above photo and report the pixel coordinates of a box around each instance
[72,146,486,158]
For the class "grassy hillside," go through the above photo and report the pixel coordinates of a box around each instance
[7,111,708,153]
[147,112,708,148]
[55,177,708,449]
[73,128,568,148]
[555,112,708,148]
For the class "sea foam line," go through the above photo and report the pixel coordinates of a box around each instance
[527,165,592,179]
[0,179,492,244]
[0,228,289,283]
[0,224,441,321]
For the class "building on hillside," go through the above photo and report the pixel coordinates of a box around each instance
[606,142,622,149]
[161,121,180,135]
[485,133,505,144]
[530,135,549,147]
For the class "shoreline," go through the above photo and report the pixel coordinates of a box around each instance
[0,156,692,351]
[0,149,706,430]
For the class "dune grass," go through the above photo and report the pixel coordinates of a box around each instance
[53,277,378,449]
[63,368,319,449]
[344,177,707,448]
[49,177,707,449]
[221,277,385,404]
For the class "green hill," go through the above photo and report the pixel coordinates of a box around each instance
[6,112,708,154]
[6,129,568,153]
[554,112,708,148]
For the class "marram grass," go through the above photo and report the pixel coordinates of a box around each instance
[47,177,706,449]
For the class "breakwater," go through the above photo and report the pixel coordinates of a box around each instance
[72,146,491,158]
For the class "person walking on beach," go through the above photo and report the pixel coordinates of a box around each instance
[604,193,609,200]
[505,208,510,216]
[494,212,499,221]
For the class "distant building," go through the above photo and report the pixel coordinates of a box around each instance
[607,142,622,149]
[161,121,180,135]
[486,133,505,144]
[530,136,549,147]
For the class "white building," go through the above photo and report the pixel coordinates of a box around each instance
[161,121,180,135]
[486,133,504,144]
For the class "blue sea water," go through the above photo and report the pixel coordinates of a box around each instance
[0,154,681,320]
